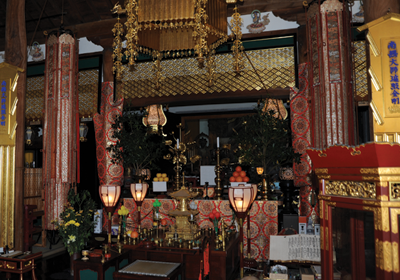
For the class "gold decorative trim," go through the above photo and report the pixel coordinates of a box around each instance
[350,148,361,156]
[318,175,331,180]
[315,168,328,174]
[390,182,400,201]
[326,202,336,207]
[376,238,382,270]
[363,206,389,232]
[370,99,384,125]
[377,182,389,188]
[318,152,327,157]
[6,263,16,269]
[391,208,400,234]
[320,202,324,220]
[319,195,331,201]
[366,33,380,57]
[24,260,32,267]
[383,241,393,272]
[362,176,380,181]
[375,239,399,273]
[360,168,379,174]
[325,181,376,199]
[372,168,400,175]
[325,204,328,223]
[393,242,399,273]
[325,227,329,252]
[377,195,389,201]
[363,206,374,211]
[369,67,382,91]
[363,200,377,205]
[320,225,324,250]
[382,208,390,232]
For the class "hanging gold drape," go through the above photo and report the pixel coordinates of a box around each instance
[0,62,23,248]
[0,145,15,248]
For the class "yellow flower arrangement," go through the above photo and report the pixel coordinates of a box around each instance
[52,189,97,256]
[117,205,130,232]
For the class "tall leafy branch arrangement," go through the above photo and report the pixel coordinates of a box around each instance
[107,111,166,174]
[232,100,301,176]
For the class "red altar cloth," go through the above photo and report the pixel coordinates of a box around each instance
[121,198,278,262]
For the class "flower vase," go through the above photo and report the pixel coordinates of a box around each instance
[70,251,81,276]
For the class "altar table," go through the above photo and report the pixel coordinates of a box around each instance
[103,199,278,261]
[74,249,130,280]
[113,260,181,280]
[0,251,42,280]
[124,232,240,280]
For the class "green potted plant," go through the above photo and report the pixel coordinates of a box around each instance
[52,189,97,274]
[107,110,166,182]
[232,99,301,199]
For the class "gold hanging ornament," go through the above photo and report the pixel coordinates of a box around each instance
[111,0,229,81]
[230,6,245,75]
[206,50,216,87]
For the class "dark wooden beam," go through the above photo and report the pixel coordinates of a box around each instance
[0,17,118,51]
[228,0,305,16]
[272,6,306,22]
[5,0,27,252]
[241,28,297,40]
[364,0,400,22]
[124,88,290,108]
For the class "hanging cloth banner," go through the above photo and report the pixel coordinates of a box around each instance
[93,82,124,186]
[43,32,79,229]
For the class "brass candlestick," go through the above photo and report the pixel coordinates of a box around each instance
[214,147,222,200]
[117,218,122,245]
[175,153,181,191]
[260,174,269,201]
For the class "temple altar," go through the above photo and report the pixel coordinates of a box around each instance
[119,198,278,262]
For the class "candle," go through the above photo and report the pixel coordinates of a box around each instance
[217,137,219,148]
[177,138,179,149]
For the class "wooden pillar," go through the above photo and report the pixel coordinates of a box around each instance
[5,0,27,251]
[297,25,308,65]
[103,45,114,83]
[364,0,400,23]
[87,37,114,83]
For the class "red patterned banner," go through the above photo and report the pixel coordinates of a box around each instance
[43,33,78,229]
[107,198,278,262]
[290,63,318,220]
[93,82,124,186]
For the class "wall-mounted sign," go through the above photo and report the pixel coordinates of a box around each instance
[0,62,23,146]
[382,37,400,118]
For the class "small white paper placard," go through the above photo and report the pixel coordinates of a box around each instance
[94,209,103,234]
[153,182,167,192]
[200,165,216,186]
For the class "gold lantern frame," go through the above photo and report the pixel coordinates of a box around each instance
[111,0,246,83]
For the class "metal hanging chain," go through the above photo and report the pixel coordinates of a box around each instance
[28,0,49,53]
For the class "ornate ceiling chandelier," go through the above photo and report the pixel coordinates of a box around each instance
[111,0,244,83]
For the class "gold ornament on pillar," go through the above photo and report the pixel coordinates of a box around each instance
[142,104,167,134]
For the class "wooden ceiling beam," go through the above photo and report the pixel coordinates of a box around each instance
[227,0,304,15]
[124,88,291,108]
[0,17,118,51]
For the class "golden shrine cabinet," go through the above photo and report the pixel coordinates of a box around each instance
[307,143,400,280]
